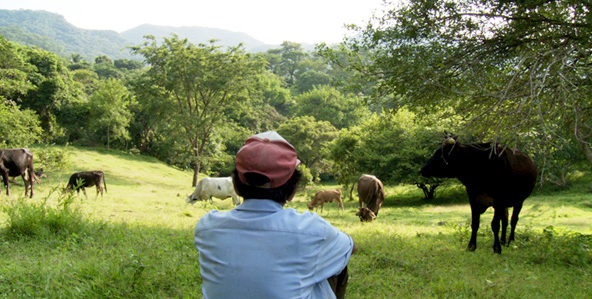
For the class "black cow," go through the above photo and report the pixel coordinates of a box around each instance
[66,171,107,199]
[420,135,537,254]
[0,148,36,198]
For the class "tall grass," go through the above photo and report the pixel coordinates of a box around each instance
[1,187,88,240]
[0,145,591,298]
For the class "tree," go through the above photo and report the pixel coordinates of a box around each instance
[68,53,91,71]
[294,70,331,93]
[329,108,462,200]
[19,46,83,140]
[88,79,134,149]
[327,128,363,201]
[294,85,370,129]
[255,71,294,116]
[264,41,309,85]
[326,0,592,189]
[0,100,42,147]
[114,59,144,71]
[0,36,34,103]
[277,116,338,181]
[131,35,266,186]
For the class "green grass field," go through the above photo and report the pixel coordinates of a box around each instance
[1,146,591,298]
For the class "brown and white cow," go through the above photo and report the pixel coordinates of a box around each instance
[308,189,344,213]
[420,134,537,254]
[356,174,385,222]
[0,148,36,198]
[66,171,107,199]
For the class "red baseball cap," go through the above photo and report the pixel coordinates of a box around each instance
[236,131,300,188]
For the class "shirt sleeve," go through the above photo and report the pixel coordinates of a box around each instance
[314,221,354,281]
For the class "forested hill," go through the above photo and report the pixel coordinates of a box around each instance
[0,10,136,60]
[0,9,315,61]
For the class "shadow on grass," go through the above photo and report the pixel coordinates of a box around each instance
[381,183,469,208]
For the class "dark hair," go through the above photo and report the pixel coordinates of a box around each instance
[232,168,302,204]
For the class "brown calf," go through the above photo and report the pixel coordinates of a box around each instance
[308,189,344,213]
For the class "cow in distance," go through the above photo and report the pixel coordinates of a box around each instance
[420,134,537,254]
[66,171,107,199]
[356,174,385,222]
[308,189,344,213]
[186,177,241,206]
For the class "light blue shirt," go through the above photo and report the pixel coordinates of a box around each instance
[194,199,354,299]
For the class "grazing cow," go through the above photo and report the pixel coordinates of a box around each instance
[356,174,385,222]
[308,189,344,213]
[186,177,241,205]
[0,148,36,198]
[66,171,107,199]
[420,135,537,254]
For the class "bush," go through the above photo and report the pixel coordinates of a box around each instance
[1,187,87,240]
[32,144,71,173]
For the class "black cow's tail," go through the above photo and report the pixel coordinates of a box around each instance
[103,173,107,193]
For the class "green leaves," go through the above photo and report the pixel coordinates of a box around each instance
[131,35,267,183]
[326,0,592,185]
[278,116,338,181]
[0,100,42,147]
[88,79,134,149]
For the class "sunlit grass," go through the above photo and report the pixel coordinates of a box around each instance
[1,145,591,298]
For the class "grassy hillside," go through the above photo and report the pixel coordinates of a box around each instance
[21,146,200,227]
[0,146,590,298]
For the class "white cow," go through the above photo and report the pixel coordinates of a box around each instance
[186,177,241,205]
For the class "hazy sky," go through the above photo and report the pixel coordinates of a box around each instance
[1,0,389,45]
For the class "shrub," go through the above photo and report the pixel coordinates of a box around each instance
[1,187,87,240]
[33,144,71,173]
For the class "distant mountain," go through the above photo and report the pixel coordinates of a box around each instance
[0,9,136,60]
[121,24,273,52]
[121,24,316,52]
[0,9,317,61]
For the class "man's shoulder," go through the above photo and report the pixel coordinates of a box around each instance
[194,210,223,230]
[280,208,341,236]
[282,207,327,223]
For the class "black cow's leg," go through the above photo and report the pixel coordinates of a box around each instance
[468,207,480,251]
[23,173,33,198]
[1,166,9,196]
[509,203,523,244]
[27,168,34,198]
[500,207,509,245]
[491,208,503,254]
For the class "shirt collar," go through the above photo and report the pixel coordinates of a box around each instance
[235,199,284,212]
